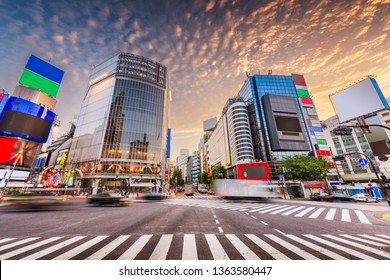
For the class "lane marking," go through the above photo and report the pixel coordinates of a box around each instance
[218,227,224,233]
[149,234,173,260]
[118,235,153,260]
[225,234,260,260]
[86,235,130,260]
[251,216,257,219]
[324,208,337,220]
[295,206,315,217]
[341,209,351,222]
[205,234,229,260]
[215,220,220,224]
[308,207,326,219]
[53,236,108,260]
[260,221,268,226]
[270,205,296,214]
[354,210,372,224]
[273,228,285,235]
[281,206,305,216]
[182,234,198,260]
[245,234,289,260]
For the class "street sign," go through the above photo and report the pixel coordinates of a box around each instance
[358,158,368,167]
[278,174,283,180]
[332,126,353,136]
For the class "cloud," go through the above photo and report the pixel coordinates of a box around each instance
[53,34,65,44]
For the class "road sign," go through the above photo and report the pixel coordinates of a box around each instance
[358,158,368,167]
[278,174,283,180]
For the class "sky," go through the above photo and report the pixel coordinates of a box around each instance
[0,0,389,159]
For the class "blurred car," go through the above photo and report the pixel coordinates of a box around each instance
[351,193,379,203]
[185,190,194,196]
[139,192,166,200]
[331,193,352,201]
[192,183,198,189]
[2,191,62,210]
[198,184,208,193]
[309,193,333,201]
[87,192,129,206]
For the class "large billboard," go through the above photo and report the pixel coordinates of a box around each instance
[18,55,64,97]
[236,162,270,181]
[0,137,42,168]
[330,78,389,123]
[0,97,55,142]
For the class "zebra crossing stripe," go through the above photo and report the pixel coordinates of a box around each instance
[324,208,336,220]
[304,234,376,260]
[0,236,63,260]
[270,205,296,214]
[182,234,197,260]
[86,235,130,260]
[295,207,315,217]
[0,238,16,245]
[339,234,387,247]
[284,234,347,260]
[341,209,351,222]
[259,205,289,214]
[22,236,86,260]
[248,204,274,212]
[205,234,229,260]
[149,234,173,260]
[225,234,259,260]
[0,237,40,251]
[308,207,326,219]
[376,234,390,240]
[265,234,319,260]
[358,234,390,245]
[118,235,152,260]
[281,206,305,216]
[323,235,390,259]
[53,236,109,260]
[245,234,289,260]
[354,210,372,224]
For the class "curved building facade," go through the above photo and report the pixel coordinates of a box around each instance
[67,53,168,187]
[226,101,254,165]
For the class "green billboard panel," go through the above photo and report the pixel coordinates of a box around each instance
[19,69,60,97]
[296,88,310,98]
[316,139,327,145]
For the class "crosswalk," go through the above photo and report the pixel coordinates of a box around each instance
[1,233,389,260]
[164,200,375,224]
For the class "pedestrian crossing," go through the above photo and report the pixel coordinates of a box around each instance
[163,200,374,224]
[1,233,389,260]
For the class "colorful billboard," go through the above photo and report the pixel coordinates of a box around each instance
[330,78,389,123]
[236,162,270,181]
[0,137,42,168]
[0,97,55,142]
[18,55,64,97]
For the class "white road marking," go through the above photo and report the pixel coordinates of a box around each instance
[118,235,153,260]
[339,234,388,246]
[0,238,16,245]
[86,235,130,260]
[270,205,296,214]
[205,234,229,260]
[225,234,259,260]
[218,227,224,233]
[354,210,371,224]
[295,207,315,217]
[182,234,198,260]
[324,208,337,220]
[0,237,40,251]
[281,206,305,216]
[245,234,289,260]
[308,207,326,219]
[149,234,173,260]
[53,236,108,260]
[251,216,257,219]
[358,234,390,244]
[376,234,390,240]
[260,221,268,226]
[215,220,220,224]
[258,205,287,213]
[341,209,351,222]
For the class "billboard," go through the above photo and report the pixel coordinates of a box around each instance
[0,137,42,168]
[166,128,171,159]
[18,55,64,97]
[0,97,55,142]
[0,93,9,114]
[330,78,389,123]
[236,162,270,181]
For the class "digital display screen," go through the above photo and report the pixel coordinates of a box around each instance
[19,69,61,97]
[275,115,302,132]
[364,115,390,156]
[0,137,41,167]
[242,165,267,179]
[25,55,64,84]
[0,110,52,142]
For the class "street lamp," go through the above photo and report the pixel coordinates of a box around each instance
[115,171,119,191]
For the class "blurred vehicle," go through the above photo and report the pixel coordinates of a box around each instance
[331,192,352,201]
[139,192,166,200]
[2,191,62,210]
[351,193,379,203]
[198,184,208,193]
[87,192,129,206]
[185,190,194,196]
[185,185,193,196]
[309,193,333,201]
[177,186,184,192]
[192,183,198,189]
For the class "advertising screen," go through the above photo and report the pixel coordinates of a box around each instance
[236,162,270,181]
[275,115,302,132]
[330,78,389,123]
[0,137,41,168]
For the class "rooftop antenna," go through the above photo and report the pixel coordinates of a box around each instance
[268,69,272,75]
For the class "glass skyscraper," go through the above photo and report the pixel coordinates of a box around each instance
[67,53,168,189]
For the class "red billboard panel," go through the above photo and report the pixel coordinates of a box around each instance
[0,137,41,168]
[236,162,270,181]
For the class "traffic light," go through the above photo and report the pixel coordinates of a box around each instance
[332,126,353,136]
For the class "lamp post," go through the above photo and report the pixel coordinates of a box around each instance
[115,171,119,191]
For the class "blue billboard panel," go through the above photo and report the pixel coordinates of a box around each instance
[25,55,64,84]
[166,128,171,158]
[0,93,9,115]
[0,97,55,143]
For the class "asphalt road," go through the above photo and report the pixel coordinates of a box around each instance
[0,194,389,260]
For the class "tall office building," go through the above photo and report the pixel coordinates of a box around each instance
[237,74,332,179]
[67,53,168,190]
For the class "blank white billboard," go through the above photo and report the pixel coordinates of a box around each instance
[330,78,389,123]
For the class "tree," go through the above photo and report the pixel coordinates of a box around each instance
[210,163,226,181]
[279,155,330,182]
[199,171,210,185]
[170,169,183,188]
